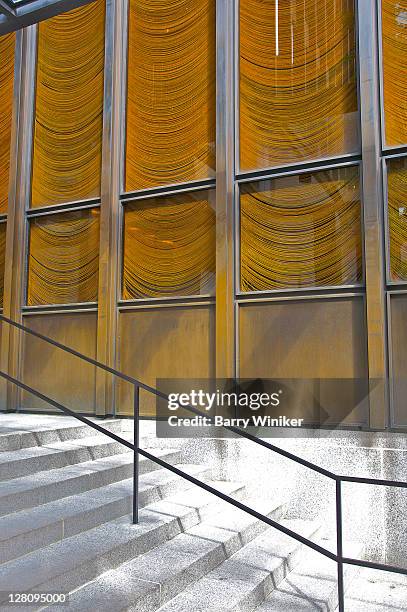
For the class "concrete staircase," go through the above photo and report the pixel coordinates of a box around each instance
[0,416,369,611]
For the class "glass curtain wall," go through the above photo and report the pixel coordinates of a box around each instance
[1,0,406,425]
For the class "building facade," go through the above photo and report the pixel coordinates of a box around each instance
[0,0,406,426]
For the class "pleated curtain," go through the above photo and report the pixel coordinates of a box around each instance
[27,209,100,305]
[382,0,407,146]
[31,1,105,207]
[0,32,15,214]
[388,158,407,280]
[240,167,362,290]
[125,0,216,190]
[240,0,359,170]
[122,191,216,299]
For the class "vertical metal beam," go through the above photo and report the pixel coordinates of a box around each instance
[216,0,236,379]
[0,26,36,411]
[132,383,139,524]
[357,0,388,429]
[95,0,126,415]
[336,479,345,612]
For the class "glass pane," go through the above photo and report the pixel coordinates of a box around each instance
[239,0,359,171]
[125,0,216,191]
[0,32,15,214]
[240,166,362,291]
[0,222,6,307]
[31,1,105,208]
[388,157,407,280]
[382,0,407,146]
[27,209,100,305]
[122,190,215,299]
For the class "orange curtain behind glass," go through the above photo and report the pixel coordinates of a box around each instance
[382,0,407,146]
[123,191,215,298]
[388,158,407,280]
[27,209,100,305]
[240,0,358,171]
[125,0,216,191]
[31,1,105,207]
[0,222,6,307]
[240,167,362,290]
[0,33,15,214]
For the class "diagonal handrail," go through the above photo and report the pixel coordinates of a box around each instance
[0,367,335,561]
[1,314,407,612]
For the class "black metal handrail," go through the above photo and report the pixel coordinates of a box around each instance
[1,313,406,611]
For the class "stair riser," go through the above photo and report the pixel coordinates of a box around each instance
[137,506,288,612]
[44,501,283,612]
[0,421,123,452]
[0,441,132,481]
[0,506,219,606]
[233,543,309,612]
[0,452,182,517]
[0,469,212,563]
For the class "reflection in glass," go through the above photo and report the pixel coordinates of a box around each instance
[31,1,105,207]
[388,157,407,280]
[27,209,100,305]
[125,0,216,191]
[382,0,407,146]
[240,167,362,291]
[0,32,15,214]
[239,0,359,170]
[122,190,215,299]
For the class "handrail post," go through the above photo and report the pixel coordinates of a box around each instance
[336,479,345,612]
[133,384,140,524]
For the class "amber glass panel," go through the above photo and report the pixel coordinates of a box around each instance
[0,222,6,307]
[122,190,215,299]
[382,0,407,146]
[31,1,105,207]
[125,0,216,191]
[240,167,362,290]
[388,158,407,280]
[27,209,100,305]
[240,0,358,171]
[0,33,15,214]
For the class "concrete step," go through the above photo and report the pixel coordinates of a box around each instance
[0,415,124,452]
[0,448,181,516]
[340,568,407,611]
[0,464,212,563]
[0,481,246,607]
[0,434,134,480]
[156,519,320,612]
[46,499,287,612]
[255,539,364,612]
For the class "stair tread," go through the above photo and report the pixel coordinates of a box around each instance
[0,434,131,466]
[256,539,364,612]
[0,448,177,497]
[0,480,244,598]
[49,499,286,612]
[157,519,320,612]
[0,463,210,540]
[338,569,407,612]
